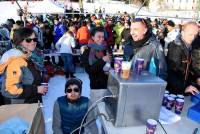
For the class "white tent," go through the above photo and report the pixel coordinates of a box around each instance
[0,0,64,24]
[27,0,64,14]
[0,1,23,23]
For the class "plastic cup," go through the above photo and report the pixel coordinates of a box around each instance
[41,82,48,88]
[165,90,169,94]
[135,58,144,75]
[114,57,123,73]
[169,94,177,99]
[175,98,184,114]
[162,93,169,106]
[166,96,175,110]
[146,119,157,134]
[177,94,184,99]
[121,61,131,79]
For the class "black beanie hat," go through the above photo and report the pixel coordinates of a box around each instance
[65,78,83,93]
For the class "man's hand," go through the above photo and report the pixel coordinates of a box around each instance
[37,85,48,95]
[185,85,199,95]
[103,55,111,62]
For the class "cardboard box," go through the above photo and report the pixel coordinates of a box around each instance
[0,104,45,134]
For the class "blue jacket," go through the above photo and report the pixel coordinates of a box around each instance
[53,96,89,134]
[54,22,66,44]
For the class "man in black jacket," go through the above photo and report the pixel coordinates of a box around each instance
[167,21,199,95]
[185,34,200,95]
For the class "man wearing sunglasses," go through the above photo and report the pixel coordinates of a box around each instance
[53,78,89,134]
[123,18,167,80]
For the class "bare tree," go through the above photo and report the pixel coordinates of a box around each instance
[128,0,150,6]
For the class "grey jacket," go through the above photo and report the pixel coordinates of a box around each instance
[124,36,167,80]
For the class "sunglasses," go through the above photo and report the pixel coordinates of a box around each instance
[24,38,38,43]
[66,88,80,93]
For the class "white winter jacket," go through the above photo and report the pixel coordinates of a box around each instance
[55,33,76,54]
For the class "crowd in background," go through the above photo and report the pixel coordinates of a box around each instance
[0,12,200,95]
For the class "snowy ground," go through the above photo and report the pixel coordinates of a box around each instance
[42,67,91,134]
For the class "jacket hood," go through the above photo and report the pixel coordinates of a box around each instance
[0,48,26,74]
[174,35,192,49]
[0,48,24,64]
[173,35,183,46]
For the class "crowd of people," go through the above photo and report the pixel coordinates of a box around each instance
[0,12,199,133]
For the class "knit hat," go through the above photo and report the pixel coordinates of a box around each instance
[65,78,83,93]
[167,20,175,27]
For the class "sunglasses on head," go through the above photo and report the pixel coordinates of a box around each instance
[66,88,80,93]
[24,38,38,43]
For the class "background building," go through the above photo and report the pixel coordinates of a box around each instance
[161,0,198,10]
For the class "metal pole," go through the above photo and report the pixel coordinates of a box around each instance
[15,0,35,27]
[15,0,23,10]
[15,0,24,22]
[135,0,148,15]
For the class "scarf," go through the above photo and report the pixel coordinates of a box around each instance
[88,40,107,65]
[131,31,151,51]
[15,46,44,71]
[30,48,44,71]
[15,45,28,55]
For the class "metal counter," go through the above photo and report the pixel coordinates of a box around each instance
[105,70,167,127]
